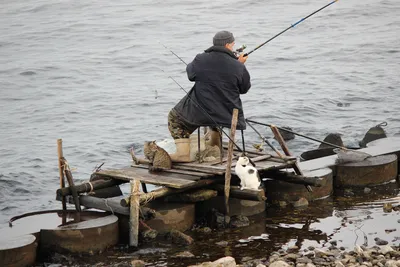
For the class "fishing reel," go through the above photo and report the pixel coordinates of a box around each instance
[233,44,247,57]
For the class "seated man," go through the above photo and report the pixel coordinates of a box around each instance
[168,30,251,162]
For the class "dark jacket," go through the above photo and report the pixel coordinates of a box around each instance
[173,46,251,130]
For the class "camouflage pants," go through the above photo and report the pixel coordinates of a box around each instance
[168,109,198,139]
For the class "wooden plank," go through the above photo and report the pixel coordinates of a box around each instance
[222,143,268,156]
[95,167,199,189]
[172,164,225,175]
[174,162,227,172]
[225,108,239,215]
[130,164,213,178]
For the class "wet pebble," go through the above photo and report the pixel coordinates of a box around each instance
[364,187,371,194]
[230,215,250,228]
[383,203,393,213]
[374,237,389,246]
[131,260,146,267]
[292,197,309,208]
[216,241,228,247]
[172,251,195,258]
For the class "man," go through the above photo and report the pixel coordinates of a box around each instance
[168,30,251,162]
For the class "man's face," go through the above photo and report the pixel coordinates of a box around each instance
[225,41,235,51]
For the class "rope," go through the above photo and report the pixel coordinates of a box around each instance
[104,199,114,215]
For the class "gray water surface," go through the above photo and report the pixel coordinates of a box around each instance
[1,0,400,230]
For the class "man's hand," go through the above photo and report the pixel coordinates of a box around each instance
[238,54,248,64]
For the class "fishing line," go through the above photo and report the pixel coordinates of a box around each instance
[245,0,339,56]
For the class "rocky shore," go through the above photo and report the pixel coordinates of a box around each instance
[188,245,400,267]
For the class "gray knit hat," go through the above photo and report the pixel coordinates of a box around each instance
[213,31,235,46]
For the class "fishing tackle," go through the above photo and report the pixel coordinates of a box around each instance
[233,44,247,57]
[244,0,339,56]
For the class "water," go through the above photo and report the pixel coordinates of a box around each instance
[1,0,399,255]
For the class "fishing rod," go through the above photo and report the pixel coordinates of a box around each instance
[246,120,283,158]
[244,0,339,56]
[246,119,347,150]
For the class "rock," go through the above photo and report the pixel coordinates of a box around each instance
[283,253,299,262]
[208,209,230,228]
[230,215,250,228]
[354,244,364,255]
[256,264,266,267]
[287,246,299,253]
[374,237,389,246]
[364,187,371,194]
[319,133,344,149]
[165,230,194,245]
[385,229,396,233]
[188,256,236,267]
[275,126,295,141]
[291,197,309,208]
[194,227,212,234]
[216,241,228,247]
[269,260,290,267]
[398,219,400,223]
[344,189,355,197]
[172,251,195,258]
[278,201,288,208]
[308,246,315,251]
[241,256,252,262]
[131,260,146,267]
[383,203,393,213]
[305,264,316,267]
[330,240,338,246]
[296,257,312,264]
[314,248,334,258]
[384,260,398,267]
[334,261,345,267]
[379,245,394,254]
[359,125,386,148]
[140,229,158,240]
[212,256,236,267]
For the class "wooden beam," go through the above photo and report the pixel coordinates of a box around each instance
[57,179,124,197]
[129,179,140,247]
[57,139,66,213]
[225,109,239,215]
[212,184,266,201]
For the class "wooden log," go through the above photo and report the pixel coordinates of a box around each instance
[62,195,130,215]
[225,109,239,215]
[136,178,222,204]
[212,184,266,201]
[57,179,124,197]
[261,170,324,187]
[57,139,66,212]
[163,189,218,203]
[270,125,313,192]
[129,179,140,247]
[63,160,82,212]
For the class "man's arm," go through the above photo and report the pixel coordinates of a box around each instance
[186,57,197,81]
[239,66,251,94]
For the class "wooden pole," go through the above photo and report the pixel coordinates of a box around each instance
[57,139,67,212]
[129,179,141,247]
[63,161,82,212]
[270,125,313,192]
[224,108,239,215]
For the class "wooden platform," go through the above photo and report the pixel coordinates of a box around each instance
[95,147,293,189]
[299,137,400,172]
